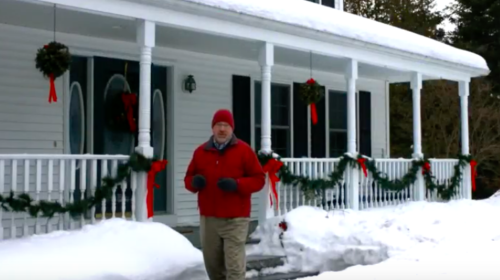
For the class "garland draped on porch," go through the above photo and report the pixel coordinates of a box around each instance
[259,152,476,201]
[0,153,167,219]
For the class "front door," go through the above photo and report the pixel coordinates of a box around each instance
[93,57,168,217]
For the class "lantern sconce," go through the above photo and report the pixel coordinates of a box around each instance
[183,75,196,93]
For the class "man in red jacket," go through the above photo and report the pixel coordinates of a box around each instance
[184,109,266,280]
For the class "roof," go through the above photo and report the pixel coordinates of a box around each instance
[181,0,489,72]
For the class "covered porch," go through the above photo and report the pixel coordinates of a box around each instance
[0,0,488,239]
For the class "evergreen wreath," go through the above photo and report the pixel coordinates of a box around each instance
[0,153,155,219]
[299,78,324,105]
[258,152,474,201]
[105,91,139,133]
[35,41,71,103]
[35,41,71,79]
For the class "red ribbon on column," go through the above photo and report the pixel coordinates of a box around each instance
[422,162,431,175]
[146,160,168,218]
[121,93,138,132]
[48,74,57,103]
[310,103,318,125]
[357,157,368,177]
[262,158,283,210]
[470,160,477,192]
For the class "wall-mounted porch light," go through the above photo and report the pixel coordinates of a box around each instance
[184,75,196,93]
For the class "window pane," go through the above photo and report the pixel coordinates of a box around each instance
[255,128,291,157]
[255,81,262,125]
[329,131,347,157]
[69,83,84,155]
[329,91,347,129]
[255,82,290,127]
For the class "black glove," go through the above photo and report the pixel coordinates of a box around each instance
[191,175,206,190]
[217,178,238,192]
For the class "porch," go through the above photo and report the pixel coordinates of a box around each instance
[0,0,487,240]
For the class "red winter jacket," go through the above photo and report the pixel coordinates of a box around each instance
[184,136,266,218]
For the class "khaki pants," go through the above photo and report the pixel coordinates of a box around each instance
[200,216,250,280]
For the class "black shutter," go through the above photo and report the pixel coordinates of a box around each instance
[232,75,251,145]
[311,86,326,157]
[293,83,308,157]
[359,91,372,156]
[321,0,335,8]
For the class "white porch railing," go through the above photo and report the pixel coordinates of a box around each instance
[0,154,142,240]
[272,157,468,216]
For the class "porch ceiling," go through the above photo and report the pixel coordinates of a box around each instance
[2,0,415,82]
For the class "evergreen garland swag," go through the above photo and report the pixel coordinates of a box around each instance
[0,153,154,219]
[258,152,474,201]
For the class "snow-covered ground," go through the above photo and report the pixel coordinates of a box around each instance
[0,219,208,280]
[247,192,500,279]
[2,193,500,279]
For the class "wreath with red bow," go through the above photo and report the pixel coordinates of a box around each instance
[299,78,324,125]
[35,41,71,103]
[105,91,139,134]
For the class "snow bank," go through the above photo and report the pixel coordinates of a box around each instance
[182,0,488,71]
[249,193,500,275]
[0,219,207,280]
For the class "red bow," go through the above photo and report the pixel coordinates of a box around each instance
[470,160,477,192]
[422,162,431,175]
[262,158,283,210]
[357,158,368,177]
[146,160,168,218]
[121,93,137,133]
[48,74,57,103]
[306,78,318,125]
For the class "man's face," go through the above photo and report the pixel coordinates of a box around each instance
[212,122,233,144]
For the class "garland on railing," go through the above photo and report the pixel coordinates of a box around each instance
[258,151,476,202]
[0,153,167,219]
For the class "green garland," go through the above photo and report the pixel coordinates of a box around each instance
[258,152,474,201]
[0,153,154,219]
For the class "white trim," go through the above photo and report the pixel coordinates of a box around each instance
[250,78,256,150]
[384,81,390,158]
[69,81,86,155]
[34,0,485,80]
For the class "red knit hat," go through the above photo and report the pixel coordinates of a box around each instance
[212,109,234,129]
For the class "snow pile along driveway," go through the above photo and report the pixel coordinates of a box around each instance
[0,219,208,280]
[249,193,500,275]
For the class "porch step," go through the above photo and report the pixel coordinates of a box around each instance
[247,271,320,280]
[246,254,286,271]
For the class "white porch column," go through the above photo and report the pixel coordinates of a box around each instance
[135,20,155,222]
[459,80,472,199]
[345,59,359,210]
[411,72,425,201]
[258,42,274,225]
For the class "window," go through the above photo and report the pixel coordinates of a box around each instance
[305,0,335,8]
[254,82,291,157]
[328,90,372,157]
[329,91,348,157]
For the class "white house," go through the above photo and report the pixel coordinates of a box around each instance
[0,0,489,240]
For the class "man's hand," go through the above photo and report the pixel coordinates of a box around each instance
[191,175,206,190]
[217,178,238,192]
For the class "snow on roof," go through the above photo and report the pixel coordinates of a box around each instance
[182,0,489,72]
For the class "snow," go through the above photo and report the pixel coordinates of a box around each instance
[0,219,207,280]
[181,0,488,71]
[247,192,500,279]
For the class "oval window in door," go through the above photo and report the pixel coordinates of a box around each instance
[69,82,85,155]
[152,89,165,160]
[103,74,135,155]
